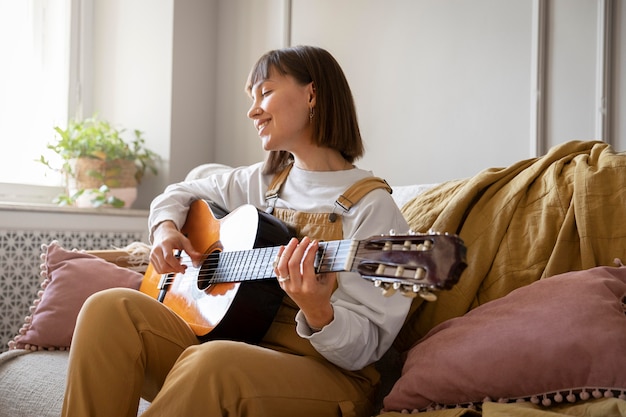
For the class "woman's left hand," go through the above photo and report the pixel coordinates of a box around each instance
[274,236,336,330]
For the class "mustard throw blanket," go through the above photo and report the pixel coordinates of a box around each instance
[395,140,626,351]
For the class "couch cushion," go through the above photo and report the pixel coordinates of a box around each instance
[0,350,150,417]
[0,350,68,417]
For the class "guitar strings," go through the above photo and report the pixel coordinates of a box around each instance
[154,244,432,286]
[159,249,354,284]
[154,243,367,285]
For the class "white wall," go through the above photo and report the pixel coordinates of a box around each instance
[211,0,625,187]
[169,0,218,185]
[91,0,175,208]
[290,0,534,186]
[90,0,218,209]
[213,0,289,166]
[545,0,599,150]
[613,0,626,149]
[89,0,626,208]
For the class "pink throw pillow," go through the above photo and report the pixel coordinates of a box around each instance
[9,241,143,350]
[383,265,626,412]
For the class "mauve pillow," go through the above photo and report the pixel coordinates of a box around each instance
[9,241,143,350]
[383,265,626,412]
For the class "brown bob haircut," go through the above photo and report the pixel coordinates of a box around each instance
[246,45,364,175]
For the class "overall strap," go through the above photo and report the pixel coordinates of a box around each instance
[328,176,392,223]
[335,177,392,212]
[265,163,294,201]
[264,163,294,213]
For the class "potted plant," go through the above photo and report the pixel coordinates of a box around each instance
[38,114,160,208]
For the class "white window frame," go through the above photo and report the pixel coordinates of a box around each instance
[0,0,91,205]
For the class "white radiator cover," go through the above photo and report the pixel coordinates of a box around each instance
[0,205,149,352]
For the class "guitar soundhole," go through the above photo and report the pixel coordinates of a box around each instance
[198,251,220,290]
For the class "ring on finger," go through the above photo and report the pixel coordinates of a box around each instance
[277,275,290,283]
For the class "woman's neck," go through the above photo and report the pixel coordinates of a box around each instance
[293,152,353,172]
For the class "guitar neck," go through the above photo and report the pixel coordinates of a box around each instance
[209,239,356,284]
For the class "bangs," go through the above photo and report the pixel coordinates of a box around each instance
[245,51,289,94]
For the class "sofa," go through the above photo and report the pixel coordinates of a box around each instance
[2,140,626,417]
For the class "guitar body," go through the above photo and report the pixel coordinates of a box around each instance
[140,200,294,343]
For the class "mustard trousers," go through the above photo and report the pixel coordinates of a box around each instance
[61,288,376,417]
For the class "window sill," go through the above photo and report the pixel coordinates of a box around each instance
[0,201,150,242]
[0,201,149,217]
[0,182,148,216]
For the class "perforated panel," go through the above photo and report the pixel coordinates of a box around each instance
[0,230,144,352]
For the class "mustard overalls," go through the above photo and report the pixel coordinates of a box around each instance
[62,166,391,417]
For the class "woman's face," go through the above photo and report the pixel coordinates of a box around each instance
[247,68,315,154]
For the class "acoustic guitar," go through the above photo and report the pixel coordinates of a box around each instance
[140,199,467,343]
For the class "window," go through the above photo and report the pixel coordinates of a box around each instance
[0,0,75,190]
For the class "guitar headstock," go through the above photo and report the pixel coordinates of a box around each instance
[356,232,467,300]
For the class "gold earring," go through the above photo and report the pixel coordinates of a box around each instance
[309,106,314,122]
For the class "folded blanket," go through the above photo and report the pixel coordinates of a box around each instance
[395,140,626,351]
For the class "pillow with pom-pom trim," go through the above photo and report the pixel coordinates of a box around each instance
[383,265,626,413]
[9,241,143,351]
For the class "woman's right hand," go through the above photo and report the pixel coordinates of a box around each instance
[149,220,203,274]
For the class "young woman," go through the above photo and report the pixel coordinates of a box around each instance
[62,45,412,417]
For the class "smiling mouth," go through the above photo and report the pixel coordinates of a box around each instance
[256,120,270,133]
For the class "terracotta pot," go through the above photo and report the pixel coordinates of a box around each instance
[68,158,138,189]
[66,158,138,208]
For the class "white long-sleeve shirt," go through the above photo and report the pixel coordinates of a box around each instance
[149,162,412,370]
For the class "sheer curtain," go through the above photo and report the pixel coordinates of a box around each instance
[0,0,72,187]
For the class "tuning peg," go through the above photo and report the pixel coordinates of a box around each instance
[382,286,397,297]
[400,286,418,299]
[395,266,406,277]
[418,288,437,302]
[414,268,426,280]
[373,279,397,297]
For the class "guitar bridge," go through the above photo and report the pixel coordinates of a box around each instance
[157,272,173,302]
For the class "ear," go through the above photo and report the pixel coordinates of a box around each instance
[307,82,316,107]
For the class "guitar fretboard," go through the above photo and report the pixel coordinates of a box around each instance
[207,239,357,284]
